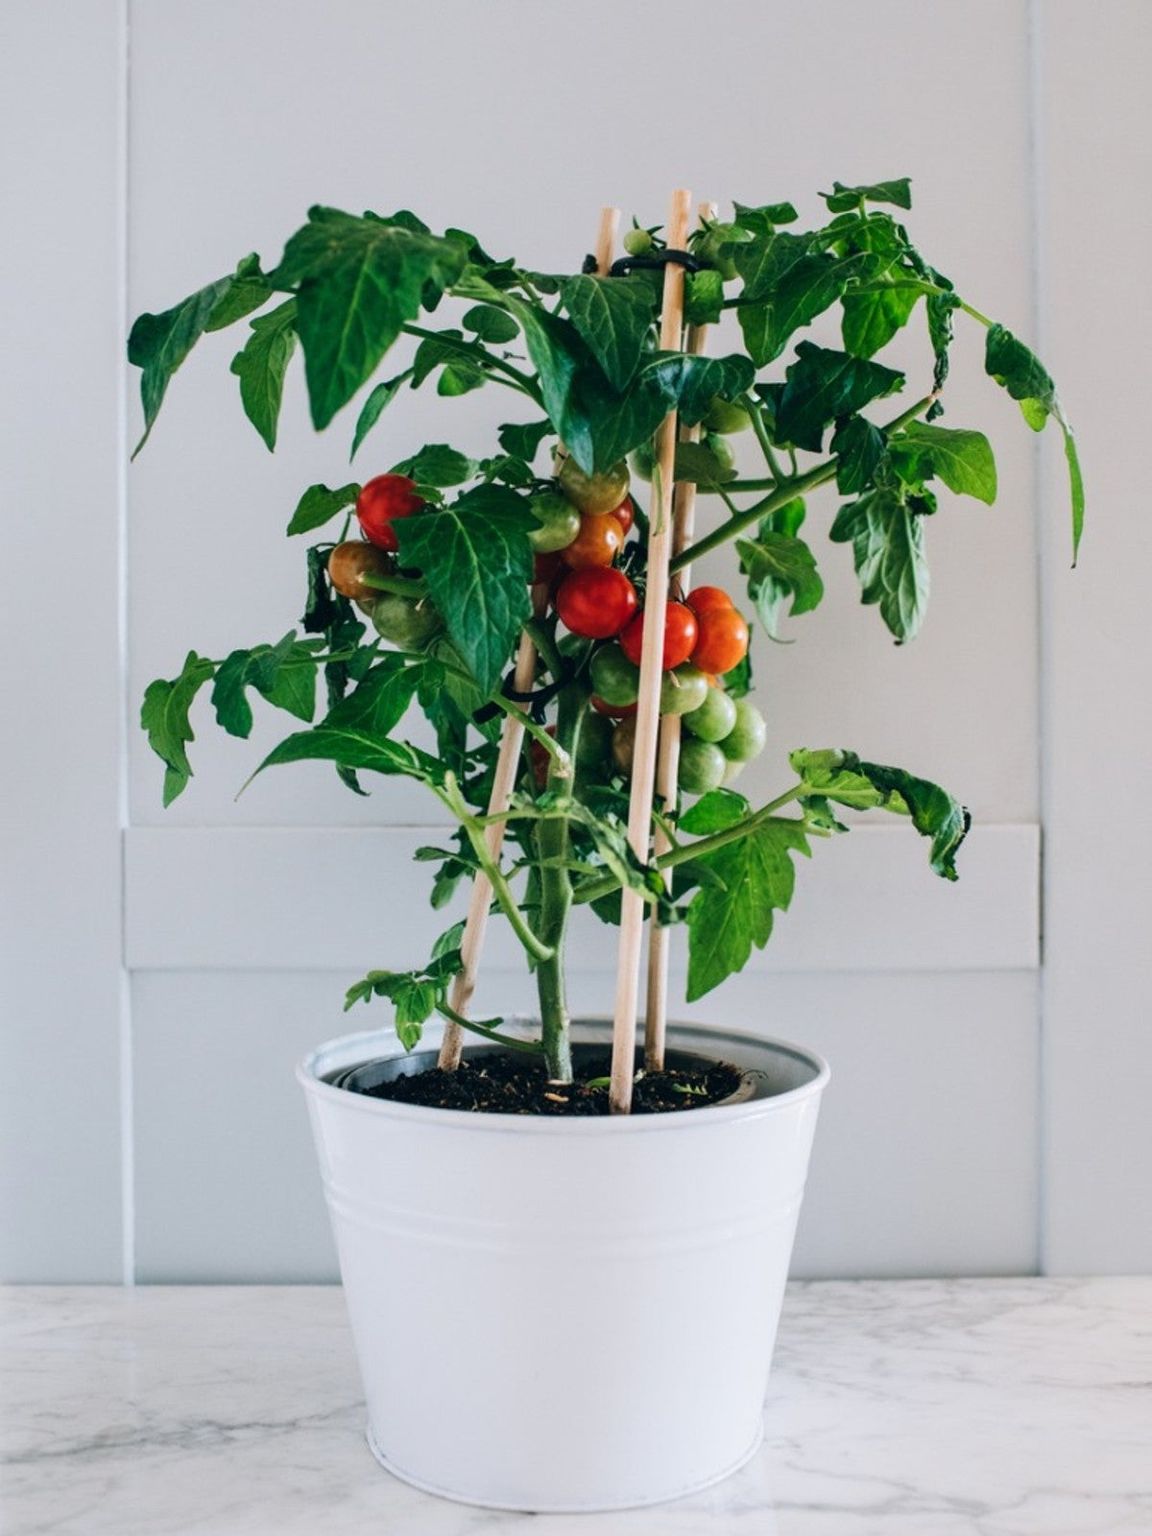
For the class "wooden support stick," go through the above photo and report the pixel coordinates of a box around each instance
[609,187,693,1115]
[644,200,718,1072]
[437,205,621,1071]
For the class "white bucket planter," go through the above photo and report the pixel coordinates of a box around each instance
[298,1017,828,1512]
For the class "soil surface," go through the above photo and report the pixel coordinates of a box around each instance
[357,1049,744,1116]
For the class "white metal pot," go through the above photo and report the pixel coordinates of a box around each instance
[298,1017,828,1512]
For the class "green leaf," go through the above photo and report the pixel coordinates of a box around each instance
[394,484,533,695]
[462,304,519,343]
[228,299,297,451]
[503,300,594,468]
[140,651,215,806]
[128,254,266,454]
[733,200,800,232]
[560,274,654,390]
[827,752,969,880]
[736,236,868,365]
[832,415,887,494]
[673,440,737,487]
[830,488,930,642]
[438,362,485,396]
[391,443,477,488]
[498,419,553,461]
[776,342,904,453]
[841,280,919,358]
[270,207,467,429]
[350,371,411,460]
[1062,423,1085,566]
[898,423,997,504]
[211,634,318,739]
[203,254,271,331]
[685,819,811,999]
[684,268,725,326]
[254,656,433,781]
[737,533,825,637]
[287,481,360,536]
[679,789,750,834]
[822,178,912,212]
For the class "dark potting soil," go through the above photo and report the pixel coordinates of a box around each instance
[359,1050,744,1116]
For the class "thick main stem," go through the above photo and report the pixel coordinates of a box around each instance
[533,685,583,1082]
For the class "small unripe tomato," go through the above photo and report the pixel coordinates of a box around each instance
[702,396,752,435]
[555,567,638,639]
[575,710,614,776]
[610,496,636,535]
[611,714,638,776]
[557,457,630,516]
[589,643,640,708]
[704,432,737,477]
[629,441,656,484]
[327,541,394,603]
[691,606,750,675]
[623,227,654,256]
[718,698,768,763]
[686,585,735,618]
[370,593,443,650]
[659,665,709,717]
[619,602,698,671]
[678,738,727,795]
[528,490,581,554]
[683,686,738,743]
[356,474,424,551]
[561,511,624,570]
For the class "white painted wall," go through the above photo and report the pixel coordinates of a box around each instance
[2,0,1148,1281]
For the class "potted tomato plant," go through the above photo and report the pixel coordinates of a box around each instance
[131,179,1080,1511]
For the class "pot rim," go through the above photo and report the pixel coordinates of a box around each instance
[297,1018,829,1136]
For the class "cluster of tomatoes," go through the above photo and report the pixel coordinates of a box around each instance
[325,458,764,797]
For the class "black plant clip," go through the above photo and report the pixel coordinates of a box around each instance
[580,249,704,277]
[472,654,578,727]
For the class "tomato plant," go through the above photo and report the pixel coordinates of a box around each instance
[132,182,1082,1090]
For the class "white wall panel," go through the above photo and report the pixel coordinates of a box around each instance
[0,2,126,1281]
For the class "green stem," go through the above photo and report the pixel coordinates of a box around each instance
[572,787,806,907]
[436,1003,543,1055]
[532,686,583,1081]
[438,779,553,965]
[671,393,938,572]
[401,323,543,402]
[745,395,786,482]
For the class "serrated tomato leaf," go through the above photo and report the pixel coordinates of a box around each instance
[775,342,904,452]
[560,274,654,391]
[394,485,534,695]
[229,299,297,451]
[287,481,360,536]
[897,423,997,504]
[737,532,825,637]
[830,488,930,642]
[140,651,216,805]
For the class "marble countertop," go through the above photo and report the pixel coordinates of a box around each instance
[3,1278,1150,1535]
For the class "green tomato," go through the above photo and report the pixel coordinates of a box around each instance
[611,714,637,776]
[370,593,443,650]
[528,490,581,553]
[557,457,630,515]
[575,710,613,776]
[705,432,736,477]
[590,643,640,707]
[629,441,656,483]
[683,687,738,743]
[678,739,727,795]
[659,665,709,717]
[702,396,752,435]
[697,232,737,281]
[721,757,746,787]
[719,698,768,762]
[623,227,654,256]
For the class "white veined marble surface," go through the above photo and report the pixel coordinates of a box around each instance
[2,1279,1150,1535]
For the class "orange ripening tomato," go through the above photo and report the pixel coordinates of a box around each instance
[561,512,624,570]
[327,541,394,602]
[691,607,750,675]
[685,585,735,619]
[619,602,698,671]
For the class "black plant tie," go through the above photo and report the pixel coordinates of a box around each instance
[472,654,578,727]
[607,249,704,277]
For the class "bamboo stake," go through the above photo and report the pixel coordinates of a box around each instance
[609,187,693,1114]
[644,200,718,1072]
[437,205,621,1071]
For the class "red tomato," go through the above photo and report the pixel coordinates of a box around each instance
[356,474,424,551]
[561,512,623,570]
[685,585,735,618]
[619,602,698,671]
[609,496,636,535]
[555,567,638,639]
[591,695,638,718]
[691,607,750,674]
